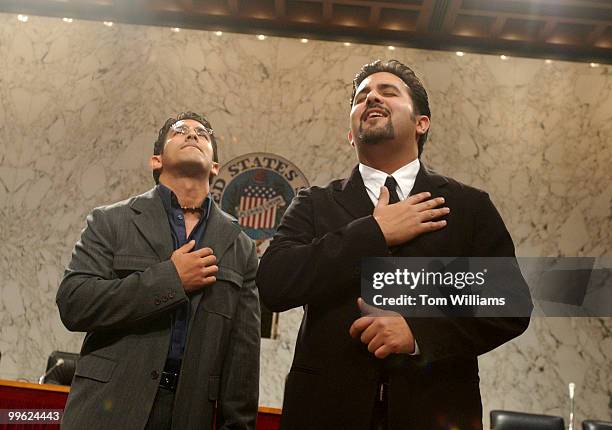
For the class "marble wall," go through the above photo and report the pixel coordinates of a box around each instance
[0,12,610,426]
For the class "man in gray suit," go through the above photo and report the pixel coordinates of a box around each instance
[57,112,260,430]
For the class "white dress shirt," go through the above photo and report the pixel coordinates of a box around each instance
[359,158,420,206]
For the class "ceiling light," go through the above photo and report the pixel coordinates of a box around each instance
[388,46,396,51]
[344,42,351,47]
[456,51,465,57]
[590,62,599,68]
[257,34,266,40]
[103,21,113,27]
[215,31,223,36]
[62,17,74,23]
[17,14,28,22]
[171,27,180,33]
[300,38,308,43]
[500,55,508,60]
[545,59,552,64]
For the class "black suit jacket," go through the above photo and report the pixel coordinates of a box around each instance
[257,163,531,430]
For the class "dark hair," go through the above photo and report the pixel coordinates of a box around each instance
[152,111,218,184]
[351,59,431,157]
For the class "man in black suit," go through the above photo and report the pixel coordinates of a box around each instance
[57,112,260,430]
[256,60,531,430]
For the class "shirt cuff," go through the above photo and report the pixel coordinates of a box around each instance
[409,340,420,356]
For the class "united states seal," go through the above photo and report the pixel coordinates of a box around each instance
[211,152,309,256]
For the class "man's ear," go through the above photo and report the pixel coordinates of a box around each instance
[348,130,355,147]
[150,154,162,171]
[415,115,430,136]
[210,161,220,177]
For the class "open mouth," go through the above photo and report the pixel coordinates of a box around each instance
[362,108,388,122]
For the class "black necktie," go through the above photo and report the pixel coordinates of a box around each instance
[384,176,400,204]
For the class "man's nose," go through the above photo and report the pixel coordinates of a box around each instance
[186,129,198,140]
[365,90,383,105]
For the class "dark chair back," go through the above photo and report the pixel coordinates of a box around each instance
[490,410,565,430]
[43,350,79,386]
[583,420,612,430]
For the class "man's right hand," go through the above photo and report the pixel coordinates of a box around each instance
[373,188,449,247]
[170,240,218,293]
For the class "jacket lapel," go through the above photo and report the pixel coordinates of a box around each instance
[333,166,375,219]
[130,188,174,261]
[410,162,449,198]
[393,162,451,256]
[200,201,242,261]
[189,201,242,317]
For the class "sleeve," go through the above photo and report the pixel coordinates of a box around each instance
[256,187,389,312]
[217,239,261,430]
[406,191,533,361]
[56,207,188,332]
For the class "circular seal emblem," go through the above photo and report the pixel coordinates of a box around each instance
[211,152,309,254]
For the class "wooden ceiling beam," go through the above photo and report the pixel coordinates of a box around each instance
[298,0,420,12]
[490,15,508,38]
[416,0,436,32]
[368,6,380,28]
[538,18,558,42]
[227,0,238,15]
[274,0,286,18]
[493,0,612,11]
[459,9,609,27]
[586,23,607,45]
[442,0,463,33]
[176,0,193,13]
[322,1,332,22]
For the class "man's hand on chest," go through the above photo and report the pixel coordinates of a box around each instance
[170,240,218,293]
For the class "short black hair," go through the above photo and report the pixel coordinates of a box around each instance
[152,111,218,184]
[351,59,431,157]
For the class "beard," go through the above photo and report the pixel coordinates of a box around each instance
[358,118,395,145]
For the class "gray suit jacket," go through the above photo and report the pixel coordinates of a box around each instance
[57,188,260,430]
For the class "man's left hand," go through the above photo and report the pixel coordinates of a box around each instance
[349,298,415,359]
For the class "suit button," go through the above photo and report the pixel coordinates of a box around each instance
[151,370,159,380]
[162,296,168,302]
[154,299,161,305]
[168,291,175,298]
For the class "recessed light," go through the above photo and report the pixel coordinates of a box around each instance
[500,55,509,60]
[590,62,600,68]
[300,38,308,43]
[103,21,113,27]
[257,34,266,40]
[17,14,28,22]
[171,27,180,33]
[456,51,465,57]
[545,59,553,64]
[388,46,396,51]
[62,17,74,23]
[215,31,223,36]
[343,42,351,47]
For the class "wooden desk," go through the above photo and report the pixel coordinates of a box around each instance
[0,379,280,429]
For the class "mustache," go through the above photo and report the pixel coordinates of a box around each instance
[361,103,390,121]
